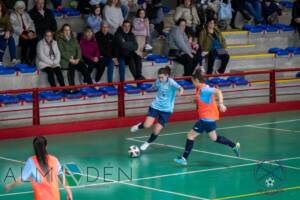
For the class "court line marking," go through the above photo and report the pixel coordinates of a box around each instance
[212,185,300,200]
[247,125,300,133]
[128,138,300,171]
[128,118,300,140]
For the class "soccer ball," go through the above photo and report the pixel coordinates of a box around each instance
[128,145,140,158]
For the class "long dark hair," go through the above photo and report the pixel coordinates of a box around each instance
[136,8,146,18]
[158,66,171,76]
[33,136,49,175]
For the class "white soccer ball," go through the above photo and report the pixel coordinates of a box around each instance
[128,145,140,158]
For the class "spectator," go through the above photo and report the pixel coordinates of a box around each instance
[291,0,300,35]
[194,0,218,29]
[80,27,105,83]
[230,0,251,29]
[132,8,152,57]
[146,0,164,37]
[114,20,145,80]
[36,30,65,88]
[57,24,93,87]
[95,22,119,82]
[86,5,102,33]
[0,1,18,66]
[167,18,202,77]
[10,1,37,65]
[174,0,200,37]
[103,0,124,34]
[198,18,229,74]
[29,0,57,39]
[262,0,282,25]
[244,0,264,24]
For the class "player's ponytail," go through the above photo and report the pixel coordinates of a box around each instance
[158,66,171,76]
[33,136,49,177]
[192,69,205,83]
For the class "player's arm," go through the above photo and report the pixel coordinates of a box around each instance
[177,86,184,96]
[214,88,227,112]
[5,177,23,192]
[59,162,73,200]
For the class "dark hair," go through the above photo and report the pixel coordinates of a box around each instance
[123,20,131,25]
[60,23,72,33]
[107,0,121,7]
[92,5,101,16]
[136,8,146,18]
[206,18,216,26]
[83,26,94,39]
[192,69,205,82]
[33,136,49,176]
[158,66,171,76]
[0,0,8,17]
[175,18,187,26]
[44,30,53,36]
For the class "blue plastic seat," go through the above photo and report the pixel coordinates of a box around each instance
[235,78,249,86]
[154,57,169,63]
[52,10,63,17]
[276,49,289,56]
[227,76,249,85]
[285,47,298,53]
[177,80,195,89]
[242,24,255,31]
[268,48,281,53]
[266,26,278,32]
[0,95,19,104]
[296,72,300,78]
[64,91,83,99]
[249,27,263,33]
[145,54,161,61]
[15,64,37,73]
[80,87,103,97]
[17,93,33,102]
[40,91,64,101]
[138,83,152,90]
[0,66,16,75]
[282,26,294,32]
[99,86,118,96]
[218,79,232,87]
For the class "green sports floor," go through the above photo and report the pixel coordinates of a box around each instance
[0,110,300,200]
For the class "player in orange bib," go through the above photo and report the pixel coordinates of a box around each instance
[174,69,240,165]
[5,136,73,200]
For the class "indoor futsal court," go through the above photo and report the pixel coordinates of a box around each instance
[0,110,300,200]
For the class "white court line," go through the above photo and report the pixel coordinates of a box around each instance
[128,138,300,171]
[247,125,300,133]
[128,118,300,140]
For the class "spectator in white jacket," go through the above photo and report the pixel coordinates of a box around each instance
[10,1,38,65]
[103,0,124,34]
[36,30,65,88]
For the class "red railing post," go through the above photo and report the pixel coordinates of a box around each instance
[269,70,276,103]
[32,88,40,125]
[118,82,125,117]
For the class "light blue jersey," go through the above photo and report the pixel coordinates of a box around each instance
[21,157,63,182]
[151,78,181,113]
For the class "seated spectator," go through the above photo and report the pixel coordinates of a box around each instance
[0,1,18,65]
[36,30,65,88]
[10,1,38,65]
[244,0,264,24]
[167,18,202,77]
[114,20,145,80]
[146,0,164,37]
[198,18,229,74]
[174,0,200,37]
[95,22,119,83]
[194,0,218,29]
[86,5,102,33]
[29,0,57,40]
[291,0,300,35]
[262,0,282,25]
[132,8,152,57]
[103,0,124,34]
[230,0,251,29]
[80,27,105,83]
[57,24,93,86]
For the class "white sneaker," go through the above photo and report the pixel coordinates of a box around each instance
[12,59,20,65]
[144,44,153,51]
[140,142,150,151]
[130,122,142,133]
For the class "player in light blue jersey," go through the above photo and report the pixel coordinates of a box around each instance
[131,66,184,151]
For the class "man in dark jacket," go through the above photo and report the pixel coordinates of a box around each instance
[113,20,145,80]
[29,0,57,39]
[95,22,119,82]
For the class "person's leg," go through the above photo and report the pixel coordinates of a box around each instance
[95,60,106,82]
[28,38,38,64]
[217,53,230,74]
[135,36,146,57]
[177,54,194,76]
[118,58,126,82]
[67,63,76,86]
[252,0,263,23]
[7,36,17,61]
[120,4,129,19]
[131,107,158,132]
[42,67,57,87]
[0,36,7,63]
[126,56,138,80]
[82,57,94,75]
[103,58,114,83]
[19,38,27,63]
[53,66,65,87]
[206,50,217,74]
[133,53,143,79]
[74,61,93,84]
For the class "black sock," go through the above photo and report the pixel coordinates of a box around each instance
[147,133,158,143]
[216,135,236,148]
[138,122,144,129]
[182,139,194,159]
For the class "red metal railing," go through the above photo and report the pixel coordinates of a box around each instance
[0,68,300,127]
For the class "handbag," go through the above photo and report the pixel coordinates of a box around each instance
[218,0,232,20]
